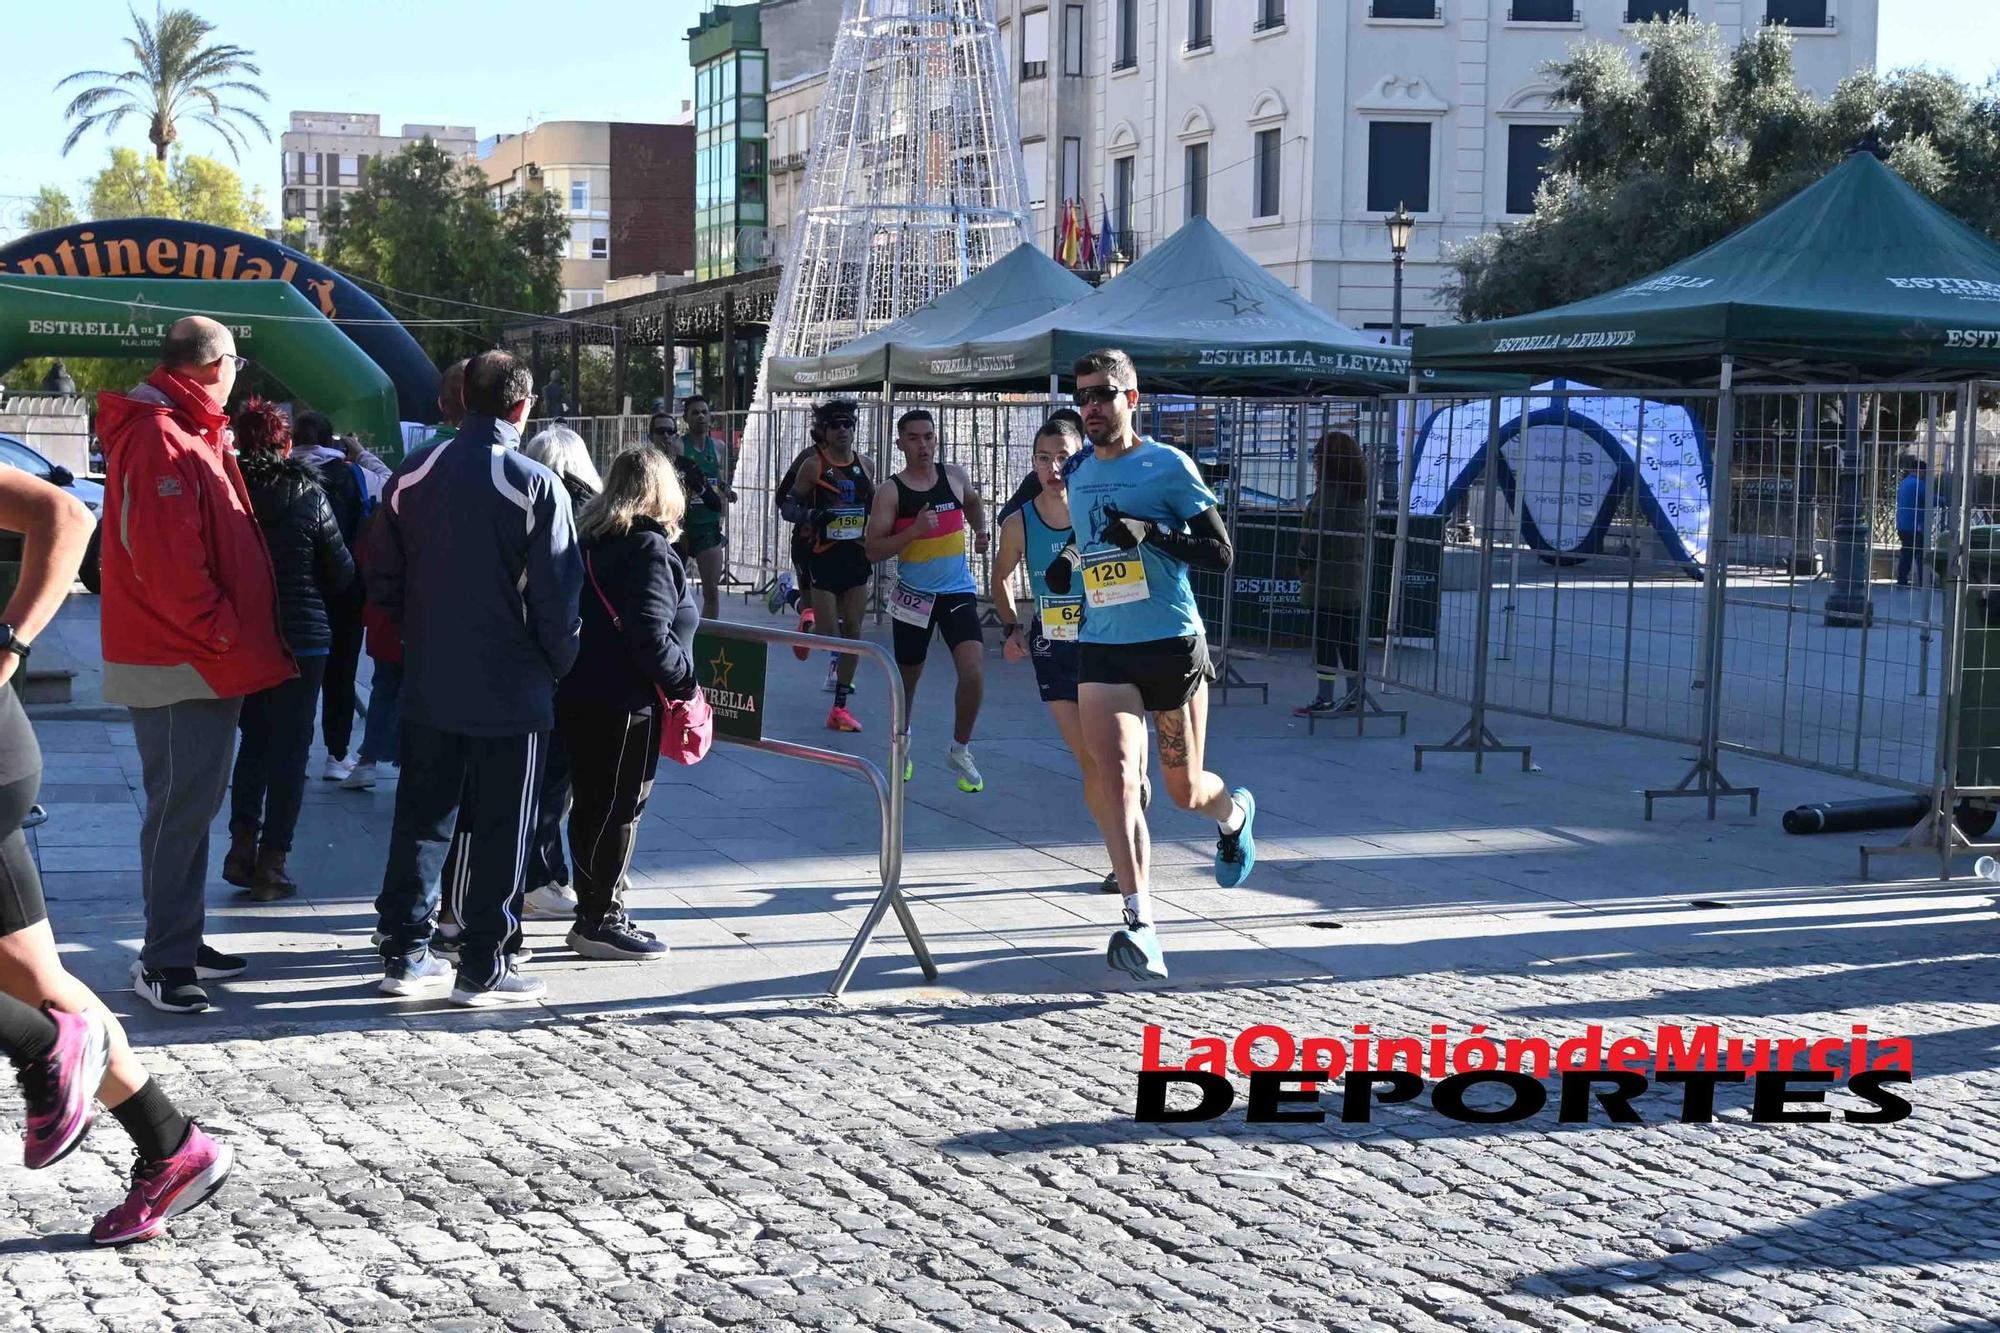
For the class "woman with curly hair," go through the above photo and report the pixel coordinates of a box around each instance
[222,400,354,900]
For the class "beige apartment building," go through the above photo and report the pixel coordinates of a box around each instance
[280,112,477,246]
[473,120,695,312]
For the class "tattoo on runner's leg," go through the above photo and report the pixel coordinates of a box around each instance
[1157,711,1188,769]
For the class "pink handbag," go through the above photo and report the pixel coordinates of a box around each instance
[585,551,714,765]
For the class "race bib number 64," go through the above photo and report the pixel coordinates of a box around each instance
[1082,551,1149,609]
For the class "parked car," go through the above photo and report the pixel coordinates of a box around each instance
[0,434,103,517]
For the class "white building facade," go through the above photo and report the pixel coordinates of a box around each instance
[756,1,1872,340]
[1087,0,1877,341]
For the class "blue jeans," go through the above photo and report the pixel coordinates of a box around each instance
[357,659,403,765]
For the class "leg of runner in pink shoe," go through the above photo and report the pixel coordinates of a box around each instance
[90,1121,235,1246]
[0,465,227,1229]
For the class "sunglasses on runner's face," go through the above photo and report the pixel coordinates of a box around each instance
[822,417,857,430]
[1072,385,1129,407]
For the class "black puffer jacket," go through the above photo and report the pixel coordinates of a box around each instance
[560,516,699,711]
[239,453,356,654]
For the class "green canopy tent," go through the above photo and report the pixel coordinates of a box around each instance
[1416,150,2000,384]
[889,217,1413,395]
[765,244,1092,393]
[0,276,402,451]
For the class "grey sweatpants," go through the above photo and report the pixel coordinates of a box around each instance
[131,696,242,970]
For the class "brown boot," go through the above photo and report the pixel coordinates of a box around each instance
[222,821,258,889]
[249,847,298,902]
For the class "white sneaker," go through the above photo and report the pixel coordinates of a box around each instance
[947,744,984,794]
[449,963,547,1008]
[521,883,578,920]
[378,951,453,998]
[323,755,355,782]
[341,761,378,790]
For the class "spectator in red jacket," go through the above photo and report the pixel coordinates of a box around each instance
[96,316,293,1015]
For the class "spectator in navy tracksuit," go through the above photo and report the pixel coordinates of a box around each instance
[365,350,583,1006]
[1895,456,1928,588]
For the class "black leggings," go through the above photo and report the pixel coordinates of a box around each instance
[0,682,46,937]
[560,700,662,921]
[1314,607,1362,679]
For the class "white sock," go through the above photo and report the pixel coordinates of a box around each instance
[950,741,969,757]
[1121,892,1150,927]
[1220,796,1246,835]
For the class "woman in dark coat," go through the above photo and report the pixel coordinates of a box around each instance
[223,401,355,899]
[559,447,699,961]
[1294,429,1371,717]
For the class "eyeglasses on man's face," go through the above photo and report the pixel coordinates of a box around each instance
[221,354,249,372]
[1072,385,1129,408]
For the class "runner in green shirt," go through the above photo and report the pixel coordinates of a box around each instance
[677,395,736,619]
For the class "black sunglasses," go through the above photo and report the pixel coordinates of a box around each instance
[1072,385,1129,407]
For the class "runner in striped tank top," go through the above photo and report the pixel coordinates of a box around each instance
[864,409,990,793]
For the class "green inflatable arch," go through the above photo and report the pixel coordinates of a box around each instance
[0,275,402,454]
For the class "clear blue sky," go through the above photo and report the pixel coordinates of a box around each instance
[0,0,1989,230]
[0,0,704,226]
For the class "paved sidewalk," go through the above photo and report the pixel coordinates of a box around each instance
[3,594,1998,1331]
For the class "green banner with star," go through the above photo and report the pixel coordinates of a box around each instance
[694,632,767,743]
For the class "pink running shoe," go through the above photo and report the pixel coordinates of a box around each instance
[91,1123,234,1246]
[20,1006,109,1170]
[794,608,817,660]
[826,705,862,733]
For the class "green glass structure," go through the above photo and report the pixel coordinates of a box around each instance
[690,5,771,282]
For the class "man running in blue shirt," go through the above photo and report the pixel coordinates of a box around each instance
[1045,347,1257,982]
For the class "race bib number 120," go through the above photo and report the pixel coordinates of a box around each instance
[1081,551,1149,609]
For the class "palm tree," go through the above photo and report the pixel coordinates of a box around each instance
[57,6,269,163]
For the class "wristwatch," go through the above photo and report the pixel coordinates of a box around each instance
[0,624,31,663]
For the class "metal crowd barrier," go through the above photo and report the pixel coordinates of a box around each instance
[696,617,934,998]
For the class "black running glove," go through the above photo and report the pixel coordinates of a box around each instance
[1100,504,1150,552]
[1044,544,1081,595]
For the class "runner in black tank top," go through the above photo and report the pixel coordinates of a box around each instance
[786,400,876,731]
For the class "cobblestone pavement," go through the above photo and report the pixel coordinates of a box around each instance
[9,599,2000,1329]
[3,937,1998,1333]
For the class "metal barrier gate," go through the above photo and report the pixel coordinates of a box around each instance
[697,618,935,999]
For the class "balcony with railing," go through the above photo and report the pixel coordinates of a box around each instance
[1253,0,1286,30]
[1022,59,1047,80]
[1625,0,1690,20]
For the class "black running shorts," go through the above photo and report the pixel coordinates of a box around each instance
[809,542,873,595]
[1078,635,1214,714]
[892,591,984,665]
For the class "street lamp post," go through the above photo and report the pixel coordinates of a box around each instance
[1386,202,1414,347]
[1104,248,1130,281]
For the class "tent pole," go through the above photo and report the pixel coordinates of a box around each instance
[1644,355,1759,819]
[1382,371,1419,679]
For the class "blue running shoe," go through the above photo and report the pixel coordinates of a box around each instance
[1214,787,1256,888]
[1107,914,1169,982]
[766,570,795,616]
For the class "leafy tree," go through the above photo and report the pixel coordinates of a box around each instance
[25,187,79,233]
[323,141,567,367]
[85,146,267,230]
[58,5,269,163]
[1445,20,2000,321]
